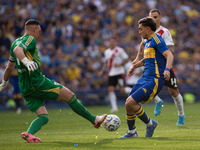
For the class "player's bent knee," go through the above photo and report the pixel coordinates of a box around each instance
[58,87,74,102]
[125,96,135,107]
[169,88,179,97]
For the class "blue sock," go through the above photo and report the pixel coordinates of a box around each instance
[135,106,150,124]
[126,114,136,130]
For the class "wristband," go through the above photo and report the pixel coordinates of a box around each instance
[165,68,170,72]
[2,79,8,83]
[21,57,30,66]
[2,79,8,86]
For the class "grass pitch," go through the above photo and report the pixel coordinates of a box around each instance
[0,102,200,150]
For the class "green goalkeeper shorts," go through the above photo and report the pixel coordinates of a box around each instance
[24,77,63,112]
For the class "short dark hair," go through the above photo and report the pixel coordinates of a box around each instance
[149,9,161,15]
[138,17,156,31]
[25,19,40,27]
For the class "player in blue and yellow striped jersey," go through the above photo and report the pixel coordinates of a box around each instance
[120,17,174,138]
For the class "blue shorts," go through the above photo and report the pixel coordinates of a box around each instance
[129,76,164,104]
[12,79,21,94]
[11,76,22,99]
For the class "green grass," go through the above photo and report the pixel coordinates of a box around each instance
[0,103,200,150]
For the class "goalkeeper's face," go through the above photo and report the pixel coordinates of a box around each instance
[34,25,41,40]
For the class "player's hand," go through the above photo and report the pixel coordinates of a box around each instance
[0,80,8,92]
[132,59,139,65]
[21,57,38,71]
[114,63,121,67]
[164,70,170,80]
[26,61,38,71]
[128,65,136,76]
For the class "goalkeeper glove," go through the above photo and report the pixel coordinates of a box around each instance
[0,80,8,92]
[21,57,38,71]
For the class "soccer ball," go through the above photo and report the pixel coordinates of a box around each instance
[103,114,120,131]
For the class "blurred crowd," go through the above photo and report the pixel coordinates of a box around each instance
[0,0,200,93]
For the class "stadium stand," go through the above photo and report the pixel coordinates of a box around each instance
[0,0,199,109]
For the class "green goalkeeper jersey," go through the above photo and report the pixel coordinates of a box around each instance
[10,34,45,96]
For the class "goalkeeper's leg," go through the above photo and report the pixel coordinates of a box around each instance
[57,86,107,128]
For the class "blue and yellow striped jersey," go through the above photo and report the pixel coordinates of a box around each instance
[143,33,168,80]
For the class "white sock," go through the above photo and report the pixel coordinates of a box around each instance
[147,119,153,126]
[129,129,136,134]
[109,92,118,110]
[153,95,161,103]
[173,93,184,116]
[124,87,132,94]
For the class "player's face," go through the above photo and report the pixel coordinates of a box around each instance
[139,24,149,39]
[34,25,41,40]
[109,38,117,49]
[149,12,161,28]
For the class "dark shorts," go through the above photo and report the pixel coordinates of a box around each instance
[130,77,164,104]
[24,77,63,112]
[164,68,178,89]
[11,77,22,99]
[108,74,125,87]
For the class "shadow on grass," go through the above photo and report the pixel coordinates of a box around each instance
[43,138,142,149]
[138,137,200,142]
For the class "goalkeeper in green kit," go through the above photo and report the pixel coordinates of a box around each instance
[0,19,107,143]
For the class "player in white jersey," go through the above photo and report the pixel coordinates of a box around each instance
[124,56,144,88]
[98,37,130,112]
[133,9,185,125]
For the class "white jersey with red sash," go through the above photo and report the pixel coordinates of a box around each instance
[104,46,128,76]
[156,25,174,46]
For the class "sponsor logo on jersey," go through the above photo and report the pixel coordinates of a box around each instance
[144,48,155,59]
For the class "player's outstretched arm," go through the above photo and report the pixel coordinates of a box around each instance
[0,61,15,92]
[167,45,174,54]
[162,50,174,80]
[13,46,38,71]
[98,61,108,77]
[132,42,144,64]
[129,58,145,76]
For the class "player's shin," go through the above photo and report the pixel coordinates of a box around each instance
[173,93,184,116]
[27,114,49,135]
[126,114,136,133]
[67,94,96,124]
[135,106,151,124]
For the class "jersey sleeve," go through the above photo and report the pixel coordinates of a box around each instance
[119,48,128,59]
[18,35,36,52]
[156,38,169,54]
[9,55,15,62]
[162,29,174,46]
